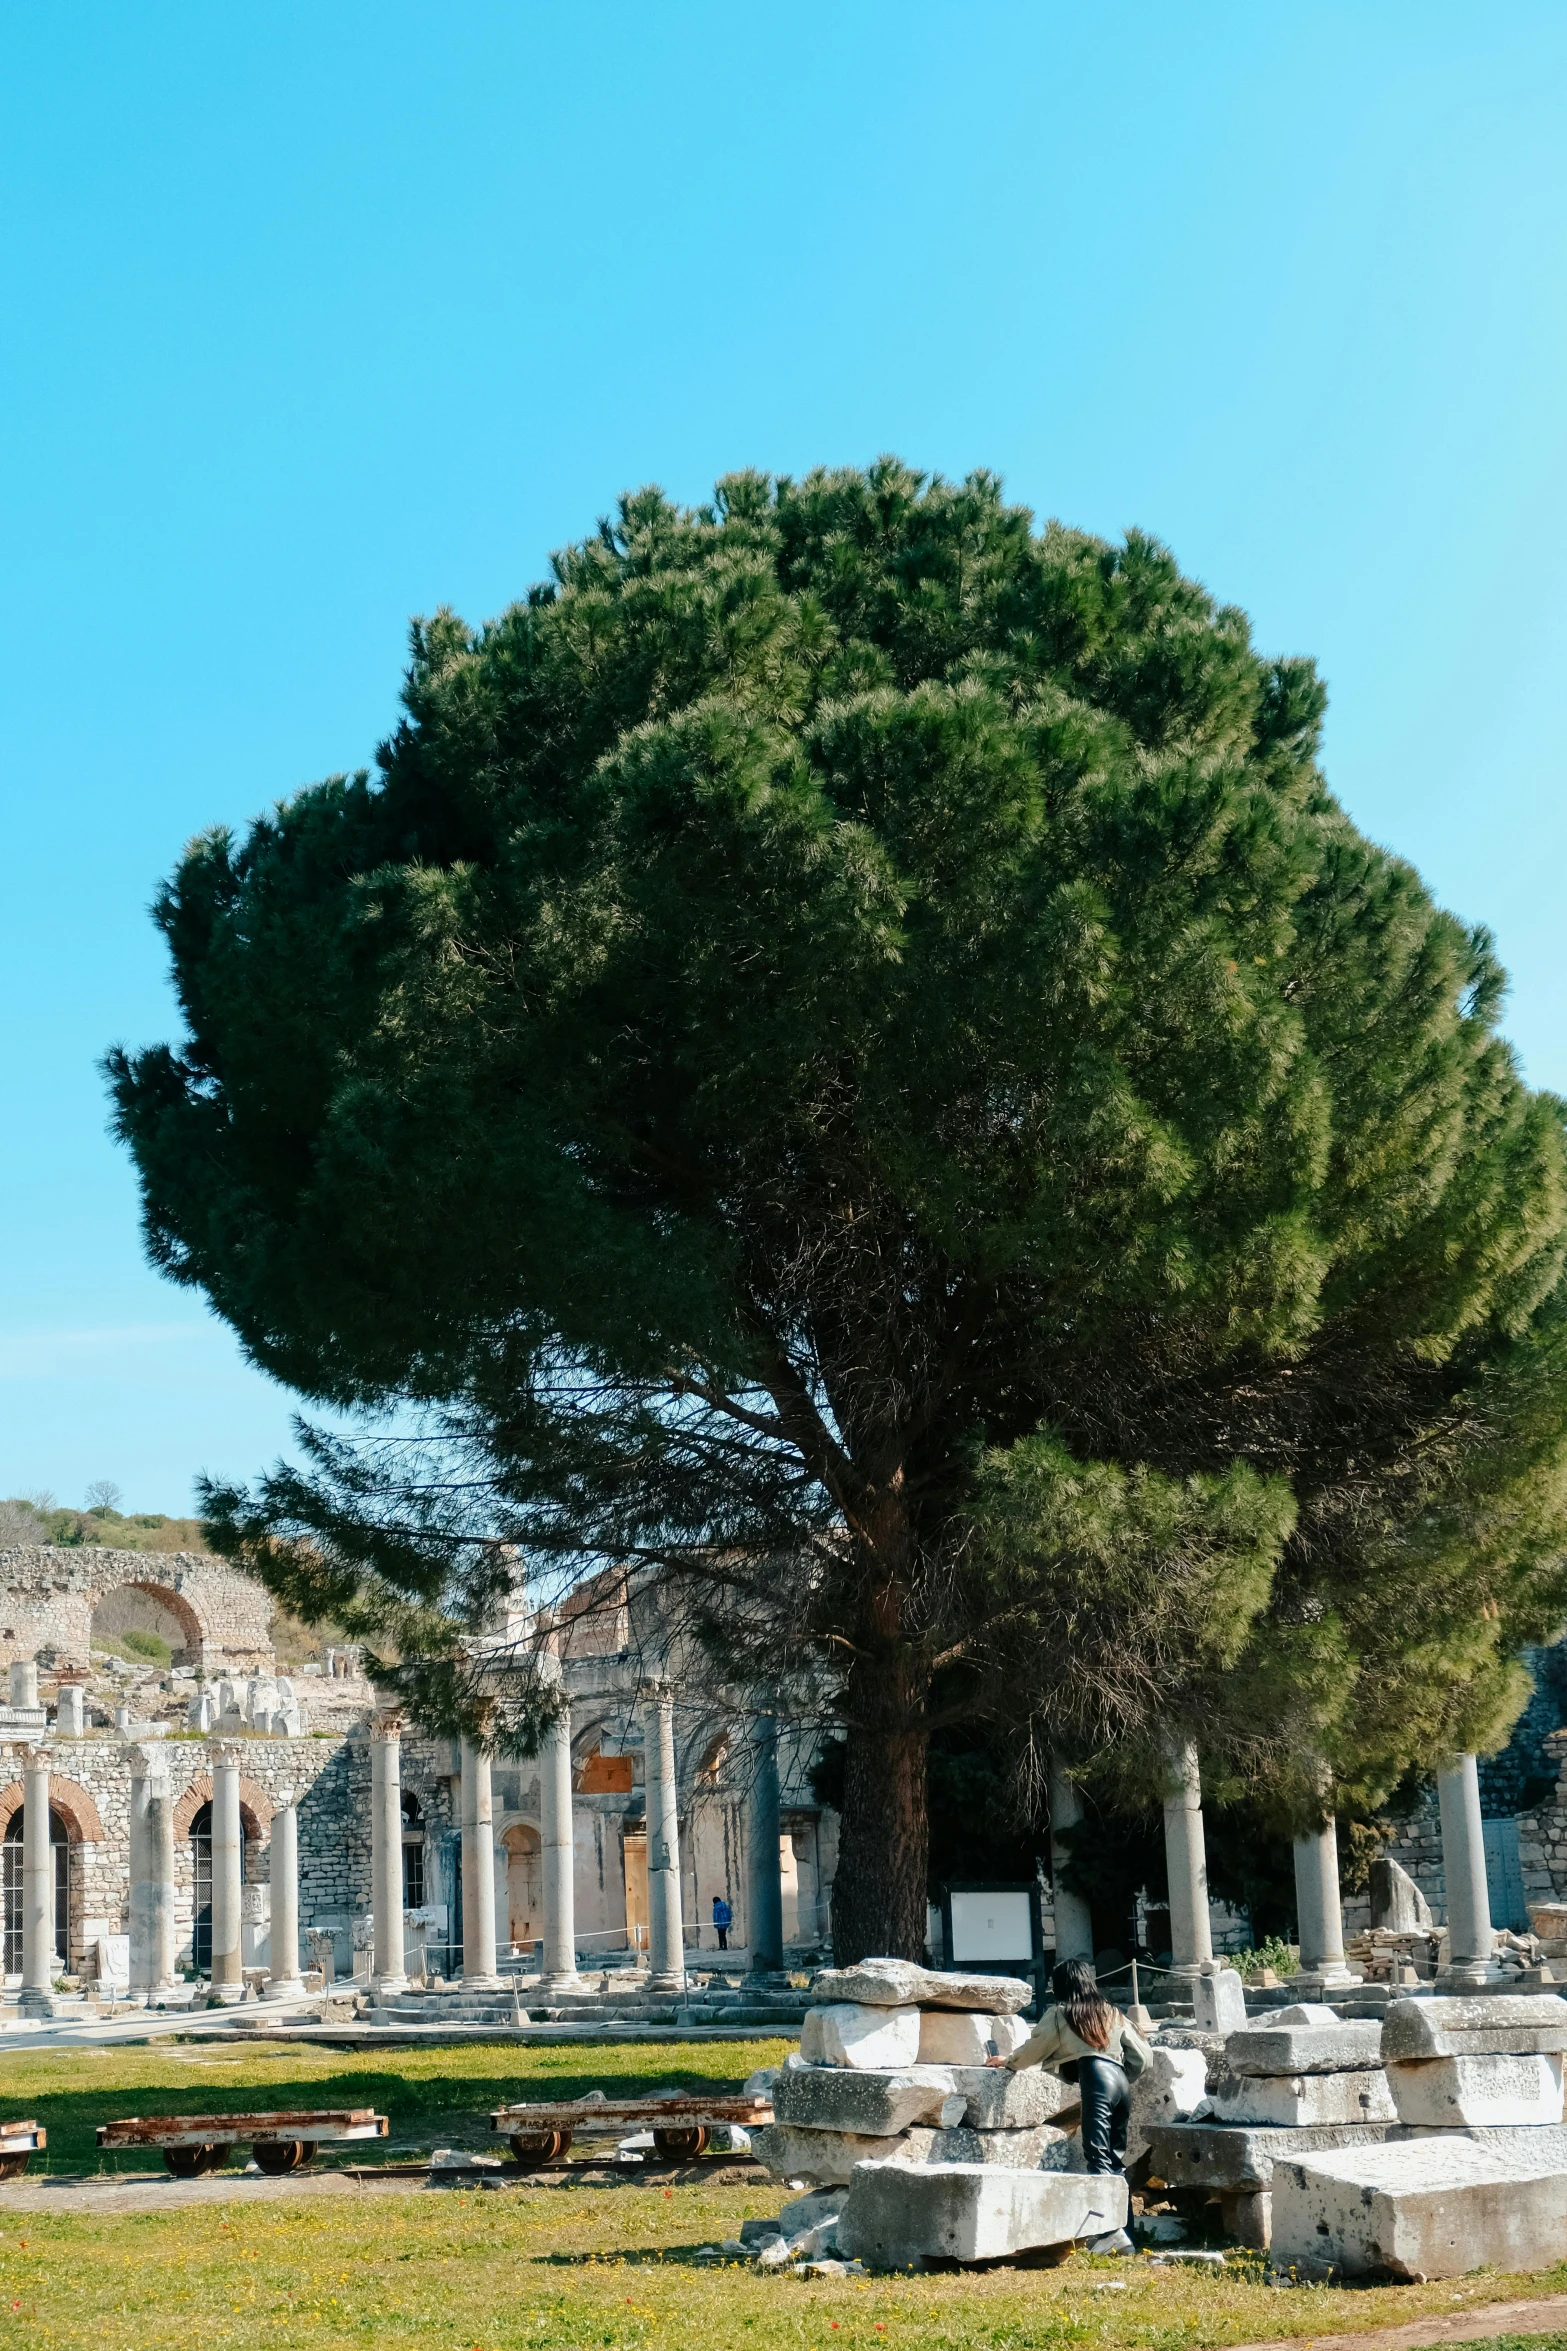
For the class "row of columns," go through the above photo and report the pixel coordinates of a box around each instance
[362,1684,788,1995]
[1051,1742,1498,1986]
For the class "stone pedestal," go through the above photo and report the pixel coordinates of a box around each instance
[54,1683,86,1739]
[540,1672,584,1991]
[10,1660,39,1711]
[208,1742,244,2001]
[128,1743,177,2001]
[1048,1762,1094,1964]
[1436,1755,1496,1986]
[370,1717,408,1996]
[460,1738,500,1987]
[745,1706,785,1983]
[1162,1741,1213,1976]
[19,1746,54,2014]
[267,1793,307,2000]
[644,1685,686,1993]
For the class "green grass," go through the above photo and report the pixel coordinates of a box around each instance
[1,2035,794,2172]
[5,2040,1567,2350]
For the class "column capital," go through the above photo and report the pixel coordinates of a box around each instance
[372,1711,405,1741]
[126,1742,170,1777]
[23,1742,53,1775]
[208,1737,242,1769]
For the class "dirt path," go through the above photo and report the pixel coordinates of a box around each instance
[1226,2291,1567,2351]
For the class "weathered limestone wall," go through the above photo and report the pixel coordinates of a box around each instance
[0,1548,274,1677]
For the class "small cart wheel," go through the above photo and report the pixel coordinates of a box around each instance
[253,2139,314,2174]
[509,2128,570,2167]
[652,2125,709,2160]
[0,2154,30,2183]
[164,2144,228,2177]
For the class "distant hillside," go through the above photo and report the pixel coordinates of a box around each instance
[0,1498,208,1553]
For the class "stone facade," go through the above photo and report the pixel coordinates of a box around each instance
[0,1546,838,1984]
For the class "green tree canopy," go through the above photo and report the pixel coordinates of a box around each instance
[109,461,1567,1960]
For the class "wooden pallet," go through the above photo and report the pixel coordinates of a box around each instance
[0,2122,44,2182]
[98,2107,388,2177]
[490,2091,771,2168]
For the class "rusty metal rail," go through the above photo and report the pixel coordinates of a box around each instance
[97,2107,388,2178]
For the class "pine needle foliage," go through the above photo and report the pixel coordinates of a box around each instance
[108,461,1567,1959]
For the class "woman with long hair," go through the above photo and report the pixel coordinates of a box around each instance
[986,1956,1151,2253]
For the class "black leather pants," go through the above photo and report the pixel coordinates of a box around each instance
[1077,2055,1130,2175]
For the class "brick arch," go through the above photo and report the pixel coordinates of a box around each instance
[173,1773,274,1839]
[0,1775,105,1843]
[88,1572,206,1660]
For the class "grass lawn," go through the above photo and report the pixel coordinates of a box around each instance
[4,2038,1567,2350]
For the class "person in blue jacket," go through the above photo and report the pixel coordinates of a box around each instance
[711,1893,733,1950]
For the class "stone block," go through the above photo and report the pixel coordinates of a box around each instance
[1381,1993,1567,2060]
[1271,2138,1567,2281]
[933,2064,1079,2129]
[751,2122,940,2184]
[1209,2068,1396,2127]
[927,2123,1080,2169]
[1385,2051,1564,2127]
[1226,2021,1384,2076]
[773,2066,963,2135]
[808,1960,1032,2013]
[799,2002,922,2070]
[1370,1856,1431,1933]
[916,2009,1030,2065]
[1192,1967,1247,2032]
[1398,2122,1567,2170]
[1269,2003,1341,2027]
[778,2188,847,2235]
[1126,2044,1210,2168]
[1144,2118,1399,2192]
[836,2161,1128,2267]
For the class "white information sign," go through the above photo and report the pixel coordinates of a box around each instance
[948,1888,1033,1962]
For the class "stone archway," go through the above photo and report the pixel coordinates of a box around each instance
[89,1578,204,1668]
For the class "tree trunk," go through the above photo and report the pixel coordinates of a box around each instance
[830,1656,930,1964]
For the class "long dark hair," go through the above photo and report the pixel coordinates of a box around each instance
[1052,1957,1116,2050]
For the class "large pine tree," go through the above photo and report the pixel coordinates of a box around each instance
[110,462,1567,1960]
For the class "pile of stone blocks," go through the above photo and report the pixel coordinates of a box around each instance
[750,1958,1080,2188]
[1268,1994,1567,2278]
[1144,2002,1398,2247]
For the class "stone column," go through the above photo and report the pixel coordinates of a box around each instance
[460,1738,500,1986]
[1292,1814,1358,1988]
[1048,1761,1095,1964]
[267,1790,306,1999]
[1162,1739,1214,1975]
[539,1673,584,1991]
[55,1682,86,1739]
[9,1659,39,1711]
[745,1705,784,1982]
[644,1685,686,1993]
[371,1716,409,1995]
[128,1743,177,2001]
[19,1745,54,2011]
[1437,1752,1496,1985]
[209,1741,244,1999]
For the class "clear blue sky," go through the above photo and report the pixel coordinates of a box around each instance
[3,2,1564,1513]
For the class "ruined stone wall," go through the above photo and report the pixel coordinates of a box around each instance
[0,1548,275,1676]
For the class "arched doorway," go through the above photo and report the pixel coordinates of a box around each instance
[2,1809,69,1976]
[503,1824,542,1949]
